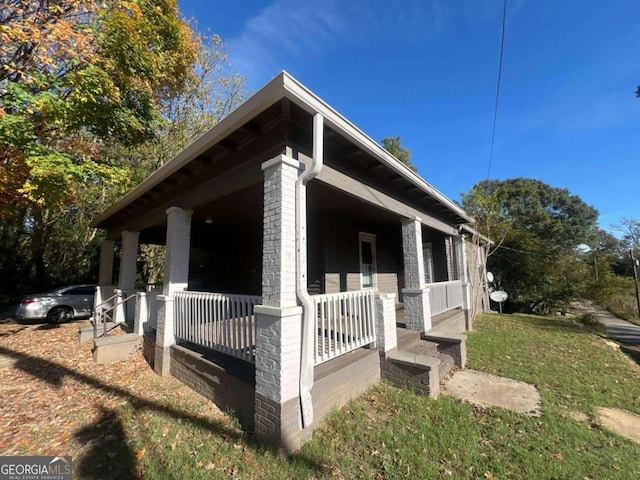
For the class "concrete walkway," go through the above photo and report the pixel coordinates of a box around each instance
[591,307,640,346]
[443,369,542,416]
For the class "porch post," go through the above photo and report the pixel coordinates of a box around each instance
[375,293,397,355]
[457,235,473,330]
[163,207,192,296]
[155,206,192,376]
[254,154,305,453]
[98,240,116,285]
[401,217,432,332]
[118,231,139,291]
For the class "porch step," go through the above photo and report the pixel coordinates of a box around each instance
[396,328,423,350]
[402,339,439,358]
[79,322,118,343]
[92,333,140,364]
[430,309,466,335]
[436,352,455,382]
[383,349,441,397]
[401,339,455,383]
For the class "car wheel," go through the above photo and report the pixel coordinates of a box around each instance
[47,306,73,324]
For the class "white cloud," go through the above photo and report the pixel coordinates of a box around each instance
[227,0,349,85]
[226,0,493,87]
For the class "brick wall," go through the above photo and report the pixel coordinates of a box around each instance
[401,217,425,289]
[381,354,440,397]
[170,345,255,430]
[311,349,381,422]
[261,155,300,308]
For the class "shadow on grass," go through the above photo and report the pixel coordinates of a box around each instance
[74,407,141,480]
[0,345,331,478]
[620,345,640,367]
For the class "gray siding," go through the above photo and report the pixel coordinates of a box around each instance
[309,211,403,296]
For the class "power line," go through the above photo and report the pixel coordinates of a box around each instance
[487,0,508,179]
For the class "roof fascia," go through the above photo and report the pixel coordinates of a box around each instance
[279,72,474,224]
[91,72,289,228]
[92,70,473,229]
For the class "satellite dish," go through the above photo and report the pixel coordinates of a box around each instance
[490,290,508,315]
[490,290,508,302]
[486,272,494,283]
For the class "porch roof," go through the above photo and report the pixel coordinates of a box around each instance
[92,71,473,231]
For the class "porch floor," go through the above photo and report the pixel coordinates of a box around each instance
[395,305,466,333]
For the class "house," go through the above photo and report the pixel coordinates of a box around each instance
[90,71,488,452]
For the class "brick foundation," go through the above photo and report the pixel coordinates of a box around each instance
[170,344,255,430]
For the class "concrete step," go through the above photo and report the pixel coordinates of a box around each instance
[92,333,140,364]
[401,339,439,357]
[436,352,455,382]
[430,310,466,335]
[396,328,423,350]
[79,322,119,343]
[384,349,441,397]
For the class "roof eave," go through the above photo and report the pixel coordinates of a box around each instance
[279,73,474,224]
[92,70,474,229]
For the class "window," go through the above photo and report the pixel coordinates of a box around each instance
[359,232,377,289]
[65,286,96,296]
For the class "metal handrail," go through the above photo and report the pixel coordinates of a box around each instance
[93,290,137,338]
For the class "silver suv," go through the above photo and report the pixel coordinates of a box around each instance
[15,285,96,323]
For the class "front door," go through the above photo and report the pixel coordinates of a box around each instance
[359,232,377,290]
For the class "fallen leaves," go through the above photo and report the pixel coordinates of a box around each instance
[0,318,227,462]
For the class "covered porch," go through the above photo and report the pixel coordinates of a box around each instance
[91,72,476,451]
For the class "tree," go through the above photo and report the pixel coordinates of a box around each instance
[381,136,417,172]
[0,0,200,289]
[461,178,599,313]
[617,217,640,249]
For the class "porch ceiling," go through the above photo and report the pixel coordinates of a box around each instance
[93,71,473,239]
[308,182,400,226]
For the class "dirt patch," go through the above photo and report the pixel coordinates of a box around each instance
[565,410,589,423]
[443,369,542,416]
[596,407,640,444]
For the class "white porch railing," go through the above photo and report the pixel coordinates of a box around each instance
[426,280,463,316]
[311,290,376,365]
[174,291,260,363]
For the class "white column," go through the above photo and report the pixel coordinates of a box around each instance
[98,240,116,286]
[163,207,192,296]
[401,217,431,332]
[134,291,149,335]
[155,206,191,376]
[457,234,473,330]
[118,231,139,291]
[375,293,397,355]
[254,154,305,452]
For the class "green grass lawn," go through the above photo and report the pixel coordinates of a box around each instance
[112,313,640,479]
[5,314,639,479]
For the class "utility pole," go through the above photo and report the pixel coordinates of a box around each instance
[631,249,640,318]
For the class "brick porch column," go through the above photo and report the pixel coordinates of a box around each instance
[118,231,139,291]
[98,240,116,286]
[401,217,431,332]
[155,206,192,375]
[254,154,305,452]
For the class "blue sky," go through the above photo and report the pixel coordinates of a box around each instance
[178,0,640,233]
